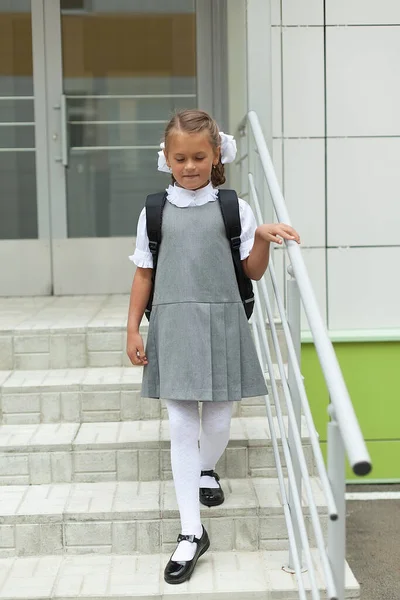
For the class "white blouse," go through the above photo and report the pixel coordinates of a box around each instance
[129,182,257,268]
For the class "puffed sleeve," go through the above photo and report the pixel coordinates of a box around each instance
[238,198,257,260]
[128,207,154,268]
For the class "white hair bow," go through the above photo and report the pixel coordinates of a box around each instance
[157,132,237,174]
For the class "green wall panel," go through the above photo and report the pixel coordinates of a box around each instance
[302,341,400,481]
[319,440,400,482]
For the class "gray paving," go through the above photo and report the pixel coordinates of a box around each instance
[346,485,400,600]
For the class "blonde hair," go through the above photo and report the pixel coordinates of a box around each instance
[164,109,225,187]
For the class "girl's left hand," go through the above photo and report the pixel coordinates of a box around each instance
[256,223,300,245]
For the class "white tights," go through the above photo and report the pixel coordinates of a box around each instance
[165,399,234,561]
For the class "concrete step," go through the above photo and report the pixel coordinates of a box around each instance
[0,367,287,424]
[0,295,286,370]
[0,478,326,557]
[0,551,360,599]
[0,417,313,485]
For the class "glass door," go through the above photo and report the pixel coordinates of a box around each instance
[0,0,220,296]
[48,0,210,294]
[0,0,52,295]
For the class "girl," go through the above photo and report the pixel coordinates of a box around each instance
[126,109,300,585]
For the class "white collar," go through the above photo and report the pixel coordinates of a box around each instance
[166,182,218,208]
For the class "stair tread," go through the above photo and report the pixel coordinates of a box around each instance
[0,550,359,599]
[0,365,286,391]
[0,295,128,333]
[0,478,326,521]
[0,417,309,452]
[0,367,144,390]
[0,295,283,333]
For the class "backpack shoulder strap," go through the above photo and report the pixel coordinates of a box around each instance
[144,191,167,321]
[218,189,255,319]
[217,189,242,251]
[145,192,167,263]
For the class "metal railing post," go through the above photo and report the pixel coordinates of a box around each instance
[327,405,346,600]
[287,267,303,571]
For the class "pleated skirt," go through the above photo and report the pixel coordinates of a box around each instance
[141,301,268,402]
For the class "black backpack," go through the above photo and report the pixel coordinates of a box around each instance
[144,189,254,321]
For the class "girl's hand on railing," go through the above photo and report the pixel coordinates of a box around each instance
[256,223,300,245]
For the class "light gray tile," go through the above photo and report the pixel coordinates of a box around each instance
[88,352,122,368]
[2,394,41,415]
[82,411,121,423]
[161,519,181,547]
[40,523,63,554]
[209,518,235,551]
[234,517,259,551]
[40,393,61,423]
[0,455,28,477]
[14,335,49,354]
[161,449,171,476]
[73,451,116,474]
[116,450,138,481]
[139,398,161,420]
[136,521,160,554]
[138,450,160,481]
[14,354,49,370]
[28,454,52,484]
[0,525,15,549]
[15,524,41,556]
[2,414,40,425]
[65,523,112,547]
[49,335,86,369]
[225,447,248,478]
[73,472,117,483]
[120,391,141,421]
[60,392,81,422]
[63,545,112,556]
[249,446,269,469]
[112,522,136,553]
[0,337,13,370]
[260,515,287,541]
[51,453,73,483]
[81,391,120,412]
[87,332,123,352]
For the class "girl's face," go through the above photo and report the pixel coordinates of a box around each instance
[164,131,220,190]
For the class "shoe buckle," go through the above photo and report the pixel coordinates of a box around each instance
[177,533,195,543]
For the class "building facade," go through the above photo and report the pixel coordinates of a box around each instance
[2,0,399,480]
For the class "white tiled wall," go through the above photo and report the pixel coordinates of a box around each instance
[328,248,400,330]
[326,26,400,136]
[272,1,400,330]
[327,138,400,247]
[326,0,400,25]
[284,139,325,248]
[271,26,282,138]
[282,27,325,138]
[282,0,323,26]
[301,248,327,330]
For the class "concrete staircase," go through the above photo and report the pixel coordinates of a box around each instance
[0,295,359,599]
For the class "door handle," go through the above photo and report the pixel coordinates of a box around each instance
[54,95,69,167]
[60,94,69,167]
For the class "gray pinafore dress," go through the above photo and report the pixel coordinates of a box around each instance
[141,199,267,402]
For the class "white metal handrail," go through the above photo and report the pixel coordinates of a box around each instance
[237,110,372,600]
[244,110,371,476]
[251,312,318,600]
[250,197,337,599]
[253,284,335,599]
[249,173,338,517]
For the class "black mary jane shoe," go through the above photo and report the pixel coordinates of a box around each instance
[164,526,210,585]
[199,469,225,507]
